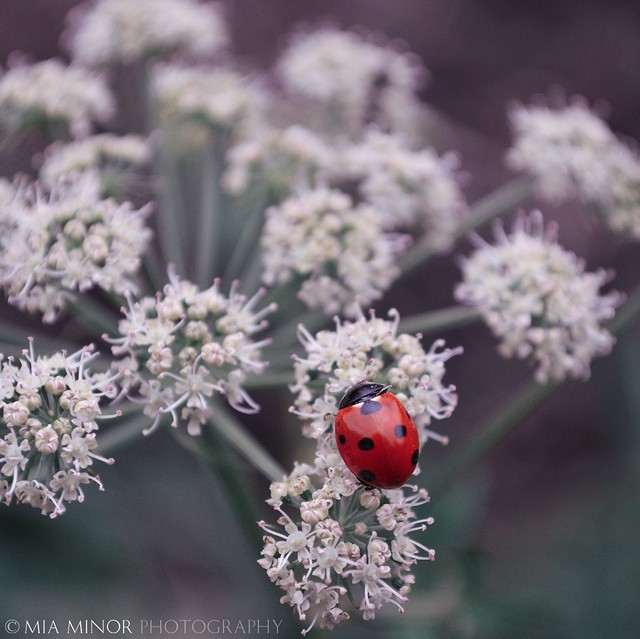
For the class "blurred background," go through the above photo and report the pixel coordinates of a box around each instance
[1,1,639,638]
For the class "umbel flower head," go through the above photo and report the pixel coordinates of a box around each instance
[261,188,410,317]
[335,130,467,250]
[455,210,623,383]
[108,267,276,436]
[39,133,151,196]
[291,308,461,444]
[0,58,114,138]
[506,95,640,240]
[0,340,117,518]
[259,309,457,632]
[277,26,425,135]
[0,171,152,323]
[222,125,333,196]
[66,0,229,66]
[151,64,265,134]
[259,448,434,634]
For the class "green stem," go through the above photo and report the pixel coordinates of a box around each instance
[154,148,188,276]
[244,370,294,390]
[203,432,267,548]
[398,305,481,336]
[223,198,266,285]
[66,296,120,338]
[97,413,146,454]
[209,399,286,483]
[195,138,221,288]
[429,281,640,497]
[398,175,535,276]
[428,380,555,497]
[454,174,536,240]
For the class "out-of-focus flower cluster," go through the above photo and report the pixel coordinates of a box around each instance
[0,171,152,323]
[507,97,640,239]
[277,26,425,136]
[261,188,410,316]
[151,64,265,135]
[108,268,276,436]
[0,58,114,138]
[39,133,151,195]
[455,210,622,383]
[0,171,151,323]
[0,341,116,518]
[67,0,228,66]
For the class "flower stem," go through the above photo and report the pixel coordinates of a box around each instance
[428,380,555,497]
[154,146,188,276]
[398,174,535,276]
[244,370,294,390]
[195,137,222,288]
[65,296,120,338]
[429,281,640,497]
[453,174,536,240]
[398,305,481,336]
[209,399,286,483]
[97,413,146,454]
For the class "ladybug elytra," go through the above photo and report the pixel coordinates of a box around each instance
[335,381,420,489]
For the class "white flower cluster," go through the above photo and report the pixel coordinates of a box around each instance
[223,125,333,195]
[109,268,276,436]
[259,443,434,633]
[261,188,409,316]
[291,309,460,444]
[0,59,114,138]
[259,309,457,631]
[67,0,228,66]
[0,171,152,323]
[507,97,640,239]
[39,134,151,190]
[336,130,467,250]
[455,211,622,383]
[0,341,117,518]
[278,27,425,135]
[151,64,264,133]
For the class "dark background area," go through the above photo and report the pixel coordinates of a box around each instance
[1,2,639,638]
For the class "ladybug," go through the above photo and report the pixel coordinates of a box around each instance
[334,380,420,489]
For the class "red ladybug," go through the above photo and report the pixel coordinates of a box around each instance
[334,381,420,489]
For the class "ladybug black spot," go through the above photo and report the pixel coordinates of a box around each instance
[359,469,377,484]
[411,449,419,466]
[360,400,382,415]
[358,437,375,451]
[338,434,346,445]
[394,424,407,438]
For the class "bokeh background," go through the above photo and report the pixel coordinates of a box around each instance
[1,1,639,638]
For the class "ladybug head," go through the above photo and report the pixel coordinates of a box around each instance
[338,380,391,410]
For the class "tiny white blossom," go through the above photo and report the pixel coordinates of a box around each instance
[455,210,622,383]
[0,58,114,138]
[66,0,228,66]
